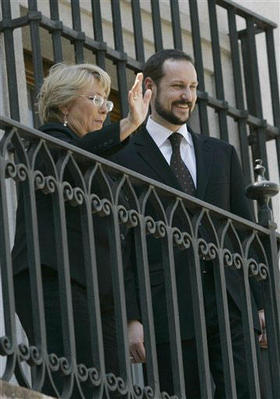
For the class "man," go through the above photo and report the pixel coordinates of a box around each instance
[112,49,263,398]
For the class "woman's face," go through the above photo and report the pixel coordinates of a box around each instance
[66,79,109,136]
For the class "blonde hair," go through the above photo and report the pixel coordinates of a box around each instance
[38,63,111,123]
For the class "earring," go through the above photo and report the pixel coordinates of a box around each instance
[63,114,68,127]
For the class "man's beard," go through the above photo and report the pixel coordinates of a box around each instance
[154,94,192,126]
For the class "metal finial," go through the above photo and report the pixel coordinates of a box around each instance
[246,159,279,226]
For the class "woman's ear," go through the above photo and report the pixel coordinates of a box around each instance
[59,105,69,115]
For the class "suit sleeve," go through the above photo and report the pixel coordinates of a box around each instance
[229,147,263,310]
[122,225,142,321]
[47,122,128,156]
[229,147,254,221]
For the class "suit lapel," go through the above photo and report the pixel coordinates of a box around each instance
[132,127,214,199]
[133,127,182,191]
[191,130,214,200]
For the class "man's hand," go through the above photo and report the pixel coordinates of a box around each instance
[258,309,268,349]
[128,320,146,363]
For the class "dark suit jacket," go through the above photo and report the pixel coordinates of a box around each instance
[12,122,129,312]
[111,125,262,342]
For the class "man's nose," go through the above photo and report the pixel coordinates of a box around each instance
[181,87,192,101]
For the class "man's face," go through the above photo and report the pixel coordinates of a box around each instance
[148,59,198,130]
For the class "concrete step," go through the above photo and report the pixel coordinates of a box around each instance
[0,380,56,399]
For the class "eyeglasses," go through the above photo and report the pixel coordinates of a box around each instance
[80,95,114,112]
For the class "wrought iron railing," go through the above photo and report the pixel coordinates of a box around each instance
[0,0,279,397]
[0,115,279,398]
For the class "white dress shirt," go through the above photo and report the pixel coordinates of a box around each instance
[146,116,197,187]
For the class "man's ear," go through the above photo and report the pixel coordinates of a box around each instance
[144,77,154,91]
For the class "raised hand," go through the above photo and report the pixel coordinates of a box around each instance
[127,72,152,128]
[119,73,152,141]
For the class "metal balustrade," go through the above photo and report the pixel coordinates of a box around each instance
[0,115,279,398]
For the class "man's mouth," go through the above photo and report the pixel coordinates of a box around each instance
[173,102,191,110]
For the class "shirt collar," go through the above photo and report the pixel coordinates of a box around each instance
[146,116,193,148]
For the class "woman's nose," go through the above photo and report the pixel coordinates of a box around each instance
[99,103,108,113]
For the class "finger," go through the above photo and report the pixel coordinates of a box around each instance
[130,343,146,363]
[260,340,268,349]
[130,349,141,363]
[128,90,133,102]
[130,72,143,93]
[134,343,146,363]
[259,333,268,349]
[143,88,152,105]
[135,72,143,87]
[130,343,142,362]
[128,90,138,104]
[136,343,146,362]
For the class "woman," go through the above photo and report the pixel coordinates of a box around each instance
[12,63,151,397]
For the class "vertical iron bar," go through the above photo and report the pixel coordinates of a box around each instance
[190,240,213,397]
[133,217,160,396]
[13,138,51,390]
[213,248,237,397]
[80,193,106,385]
[188,0,210,136]
[111,0,128,117]
[207,0,228,141]
[0,129,18,381]
[227,9,251,186]
[262,269,280,398]
[150,0,163,52]
[237,119,251,187]
[244,18,263,118]
[49,0,63,63]
[27,0,44,98]
[0,0,20,121]
[70,0,84,63]
[21,170,47,391]
[241,17,268,173]
[111,0,124,54]
[265,29,280,127]
[51,172,78,390]
[240,256,262,398]
[107,207,132,389]
[267,223,280,356]
[131,0,145,63]
[227,10,245,111]
[265,28,280,172]
[91,0,106,69]
[170,0,182,50]
[160,228,186,396]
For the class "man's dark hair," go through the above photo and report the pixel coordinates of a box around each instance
[143,49,194,84]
